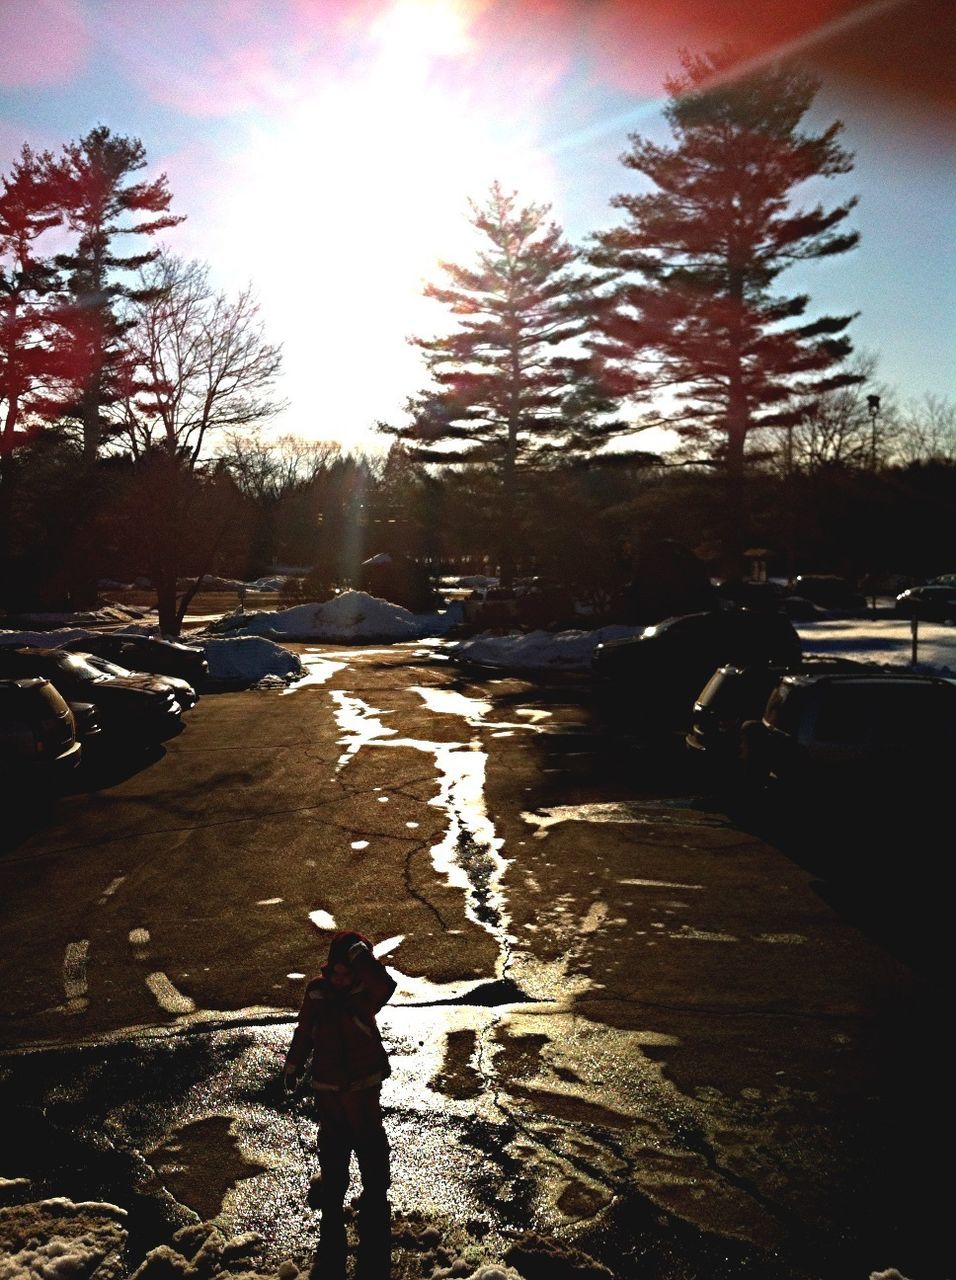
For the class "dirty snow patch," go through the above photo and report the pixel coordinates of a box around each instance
[448,625,639,670]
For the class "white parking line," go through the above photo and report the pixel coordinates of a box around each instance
[62,940,89,1014]
[97,876,126,905]
[145,972,196,1014]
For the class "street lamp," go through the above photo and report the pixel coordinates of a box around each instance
[867,394,881,469]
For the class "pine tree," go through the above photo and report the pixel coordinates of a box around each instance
[52,126,183,461]
[591,51,861,481]
[0,145,64,461]
[385,182,616,588]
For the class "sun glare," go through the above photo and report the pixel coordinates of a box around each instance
[369,0,476,63]
[212,0,557,448]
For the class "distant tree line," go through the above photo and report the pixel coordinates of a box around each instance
[2,54,954,632]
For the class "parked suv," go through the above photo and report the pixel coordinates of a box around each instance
[739,671,956,792]
[0,677,81,782]
[686,657,876,762]
[592,608,801,730]
[0,648,183,744]
[894,585,956,622]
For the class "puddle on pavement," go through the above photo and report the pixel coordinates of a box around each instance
[408,684,553,734]
[409,686,492,722]
[328,691,512,962]
[521,799,730,838]
[280,651,347,693]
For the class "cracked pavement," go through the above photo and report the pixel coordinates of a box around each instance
[0,641,948,1278]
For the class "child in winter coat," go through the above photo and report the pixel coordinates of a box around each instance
[284,930,397,1275]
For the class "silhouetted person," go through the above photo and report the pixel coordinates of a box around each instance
[285,930,397,1278]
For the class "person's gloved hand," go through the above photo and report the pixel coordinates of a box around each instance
[346,938,369,962]
[283,1069,300,1093]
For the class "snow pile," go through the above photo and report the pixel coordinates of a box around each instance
[445,614,956,674]
[177,575,246,591]
[0,604,150,629]
[0,627,104,648]
[204,636,305,683]
[0,1197,128,1280]
[448,625,641,670]
[208,590,463,642]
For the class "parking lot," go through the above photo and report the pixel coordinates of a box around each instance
[1,639,950,1279]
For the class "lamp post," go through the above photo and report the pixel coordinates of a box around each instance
[867,394,881,470]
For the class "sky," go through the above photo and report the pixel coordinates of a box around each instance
[0,0,953,454]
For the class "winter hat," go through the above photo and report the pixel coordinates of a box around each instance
[326,930,372,970]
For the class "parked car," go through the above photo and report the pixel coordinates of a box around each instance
[894,585,956,622]
[76,652,199,710]
[60,632,209,685]
[791,574,867,613]
[67,699,104,751]
[592,608,802,730]
[739,670,956,792]
[0,677,82,783]
[715,580,820,620]
[0,647,183,744]
[686,657,878,762]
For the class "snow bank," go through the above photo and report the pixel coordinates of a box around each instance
[0,604,150,629]
[446,615,956,675]
[797,616,955,673]
[0,626,303,686]
[0,1198,128,1280]
[207,590,463,642]
[448,625,641,671]
[0,627,105,648]
[204,636,304,683]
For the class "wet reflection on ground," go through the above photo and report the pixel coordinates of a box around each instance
[2,642,942,1279]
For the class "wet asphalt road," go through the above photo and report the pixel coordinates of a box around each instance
[0,641,949,1279]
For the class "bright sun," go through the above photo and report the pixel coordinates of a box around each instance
[213,0,557,447]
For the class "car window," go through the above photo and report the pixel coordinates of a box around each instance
[813,683,954,744]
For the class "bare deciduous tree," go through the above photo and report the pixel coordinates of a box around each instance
[125,253,284,464]
[781,354,894,473]
[893,393,956,465]
[216,428,341,503]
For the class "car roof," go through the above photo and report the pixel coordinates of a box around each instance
[778,671,953,690]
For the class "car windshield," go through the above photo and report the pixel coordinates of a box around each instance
[59,654,109,683]
[85,655,134,678]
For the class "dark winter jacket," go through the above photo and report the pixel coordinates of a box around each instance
[285,938,397,1092]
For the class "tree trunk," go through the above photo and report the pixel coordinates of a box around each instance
[155,568,179,636]
[499,349,520,591]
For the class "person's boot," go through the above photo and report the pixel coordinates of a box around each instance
[355,1193,391,1280]
[310,1204,347,1279]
